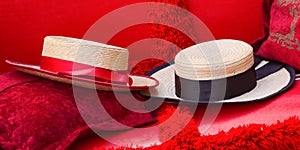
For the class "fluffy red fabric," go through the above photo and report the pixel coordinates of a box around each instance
[130,59,166,75]
[131,0,195,75]
[130,0,194,75]
[157,108,300,150]
[148,0,195,62]
[94,106,300,150]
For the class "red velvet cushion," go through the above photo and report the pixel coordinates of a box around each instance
[0,71,155,149]
[256,0,300,70]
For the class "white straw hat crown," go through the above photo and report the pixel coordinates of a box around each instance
[174,39,254,80]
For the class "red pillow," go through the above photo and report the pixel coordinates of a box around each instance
[0,71,155,149]
[255,0,300,70]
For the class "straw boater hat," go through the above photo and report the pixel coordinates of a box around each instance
[141,39,295,103]
[6,36,158,91]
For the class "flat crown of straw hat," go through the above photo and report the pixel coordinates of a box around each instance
[42,36,129,71]
[174,39,254,80]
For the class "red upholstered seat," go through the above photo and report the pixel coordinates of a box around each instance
[2,0,300,149]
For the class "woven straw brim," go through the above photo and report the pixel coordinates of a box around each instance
[7,60,158,91]
[140,59,295,103]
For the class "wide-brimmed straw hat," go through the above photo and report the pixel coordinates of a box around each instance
[141,39,295,103]
[6,36,158,91]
